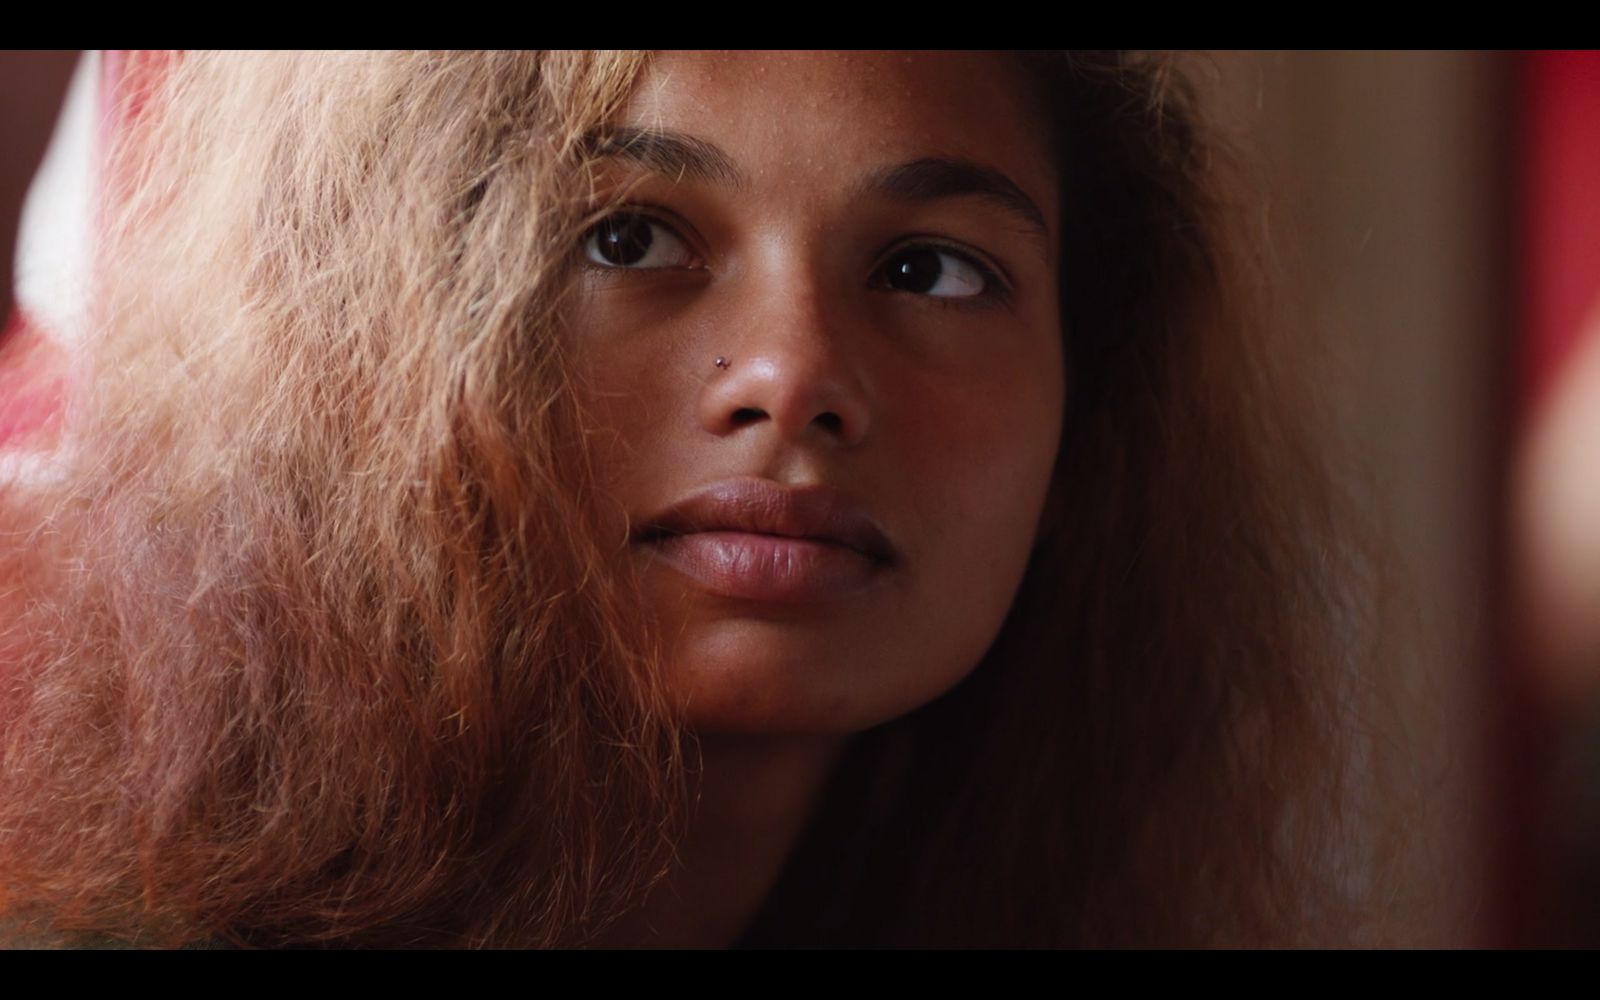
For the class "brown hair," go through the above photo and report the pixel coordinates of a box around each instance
[0,52,1384,947]
[743,53,1389,947]
[0,51,682,948]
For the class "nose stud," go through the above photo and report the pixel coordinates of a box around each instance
[714,356,730,370]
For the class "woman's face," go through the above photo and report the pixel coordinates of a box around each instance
[569,52,1065,734]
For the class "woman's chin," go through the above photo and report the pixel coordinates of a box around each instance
[655,616,963,736]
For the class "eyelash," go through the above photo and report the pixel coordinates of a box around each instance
[580,208,1012,306]
[870,239,1012,308]
[580,208,704,272]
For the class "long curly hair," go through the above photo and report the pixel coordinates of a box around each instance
[0,51,1386,947]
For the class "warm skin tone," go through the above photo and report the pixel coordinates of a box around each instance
[568,52,1065,947]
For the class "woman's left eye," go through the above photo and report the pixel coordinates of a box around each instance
[875,246,994,299]
[582,214,699,270]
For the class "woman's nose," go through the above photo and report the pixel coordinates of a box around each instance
[696,282,871,450]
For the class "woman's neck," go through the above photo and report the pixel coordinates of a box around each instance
[595,730,849,949]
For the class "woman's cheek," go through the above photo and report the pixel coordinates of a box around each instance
[906,349,1061,521]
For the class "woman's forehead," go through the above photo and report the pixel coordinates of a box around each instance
[617,51,1058,223]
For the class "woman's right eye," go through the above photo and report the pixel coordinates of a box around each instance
[582,214,699,270]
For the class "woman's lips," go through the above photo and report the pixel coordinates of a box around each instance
[632,478,897,602]
[642,530,886,603]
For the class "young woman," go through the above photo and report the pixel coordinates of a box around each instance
[0,51,1380,948]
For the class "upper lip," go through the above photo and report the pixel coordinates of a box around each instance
[634,478,897,564]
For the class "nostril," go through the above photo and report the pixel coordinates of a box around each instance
[813,412,843,435]
[731,407,765,427]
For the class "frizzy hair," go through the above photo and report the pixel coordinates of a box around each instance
[0,51,683,947]
[0,52,1387,947]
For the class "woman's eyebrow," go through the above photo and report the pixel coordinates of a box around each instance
[582,126,745,187]
[582,128,1049,248]
[863,158,1050,247]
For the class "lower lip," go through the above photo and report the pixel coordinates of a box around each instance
[641,531,886,603]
